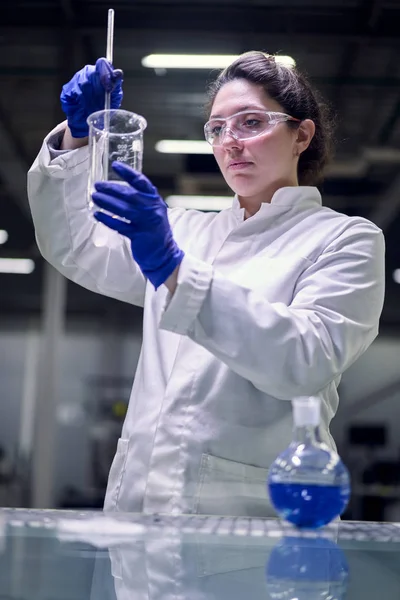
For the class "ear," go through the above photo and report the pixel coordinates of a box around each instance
[294,119,315,156]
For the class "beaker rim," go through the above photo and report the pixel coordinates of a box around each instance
[87,109,147,134]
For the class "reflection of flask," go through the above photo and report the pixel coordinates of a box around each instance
[266,536,349,600]
[267,397,350,528]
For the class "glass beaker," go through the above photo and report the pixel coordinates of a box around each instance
[87,109,147,217]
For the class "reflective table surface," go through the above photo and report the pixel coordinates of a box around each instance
[0,509,399,599]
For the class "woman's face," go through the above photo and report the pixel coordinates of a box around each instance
[210,79,302,203]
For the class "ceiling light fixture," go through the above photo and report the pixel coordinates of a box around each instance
[155,140,212,154]
[166,195,232,211]
[142,54,295,70]
[0,230,8,245]
[393,269,400,284]
[0,258,35,274]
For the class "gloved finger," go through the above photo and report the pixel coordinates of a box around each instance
[112,162,156,195]
[111,68,124,84]
[96,58,122,93]
[94,211,133,237]
[92,191,133,217]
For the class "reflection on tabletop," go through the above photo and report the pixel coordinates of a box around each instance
[0,511,400,599]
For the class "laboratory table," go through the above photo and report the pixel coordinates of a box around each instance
[0,509,399,599]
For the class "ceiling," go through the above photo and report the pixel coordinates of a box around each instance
[1,0,400,328]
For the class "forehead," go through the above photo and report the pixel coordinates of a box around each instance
[210,79,282,118]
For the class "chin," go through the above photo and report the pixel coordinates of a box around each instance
[227,174,289,199]
[224,173,267,198]
[229,182,263,198]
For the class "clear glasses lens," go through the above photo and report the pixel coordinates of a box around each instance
[204,111,290,145]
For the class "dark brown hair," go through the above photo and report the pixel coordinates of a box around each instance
[206,51,335,186]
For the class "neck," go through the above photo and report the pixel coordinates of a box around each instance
[293,424,319,445]
[238,177,298,219]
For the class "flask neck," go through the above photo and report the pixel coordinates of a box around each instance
[292,425,320,445]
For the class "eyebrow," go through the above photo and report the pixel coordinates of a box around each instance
[209,105,267,119]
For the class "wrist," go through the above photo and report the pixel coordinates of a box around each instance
[164,265,180,294]
[143,250,183,291]
[61,126,89,150]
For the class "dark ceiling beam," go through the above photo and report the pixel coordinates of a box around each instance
[1,27,400,47]
[331,41,362,111]
[368,173,400,231]
[60,0,75,22]
[1,67,400,88]
[370,0,400,144]
[52,0,96,129]
[361,0,382,29]
[0,4,399,37]
[376,95,400,146]
[0,0,93,226]
[332,0,382,114]
[58,0,95,69]
[0,101,31,219]
[362,51,400,145]
[0,0,88,223]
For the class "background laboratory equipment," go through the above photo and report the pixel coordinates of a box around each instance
[87,108,147,214]
[267,396,351,528]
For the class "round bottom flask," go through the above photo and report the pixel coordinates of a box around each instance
[267,397,351,529]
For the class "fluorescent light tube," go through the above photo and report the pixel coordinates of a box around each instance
[156,140,213,154]
[0,230,8,245]
[142,54,295,69]
[166,195,232,211]
[0,258,35,274]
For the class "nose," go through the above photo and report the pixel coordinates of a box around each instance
[220,126,242,148]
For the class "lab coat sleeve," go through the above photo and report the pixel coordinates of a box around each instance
[27,122,147,306]
[159,221,385,400]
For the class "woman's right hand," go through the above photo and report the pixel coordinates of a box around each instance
[60,58,123,138]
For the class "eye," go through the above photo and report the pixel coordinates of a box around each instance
[211,124,223,135]
[243,118,261,128]
[206,120,225,138]
[238,113,267,130]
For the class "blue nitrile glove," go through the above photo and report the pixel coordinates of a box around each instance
[60,57,123,138]
[92,162,185,289]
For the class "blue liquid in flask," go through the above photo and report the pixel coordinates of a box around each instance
[269,481,350,529]
[267,397,351,529]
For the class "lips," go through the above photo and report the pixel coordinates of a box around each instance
[227,161,252,170]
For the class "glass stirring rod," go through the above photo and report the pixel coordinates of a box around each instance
[103,8,115,180]
[104,8,114,112]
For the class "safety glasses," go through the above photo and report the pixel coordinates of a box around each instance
[204,109,301,146]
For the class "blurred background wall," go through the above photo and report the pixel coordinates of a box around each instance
[1,0,400,521]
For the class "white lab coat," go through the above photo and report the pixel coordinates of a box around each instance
[28,122,385,517]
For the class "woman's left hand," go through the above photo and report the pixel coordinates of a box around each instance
[92,162,184,289]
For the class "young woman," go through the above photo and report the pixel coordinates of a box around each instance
[28,52,385,517]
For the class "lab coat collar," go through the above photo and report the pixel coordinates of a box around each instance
[231,186,322,220]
